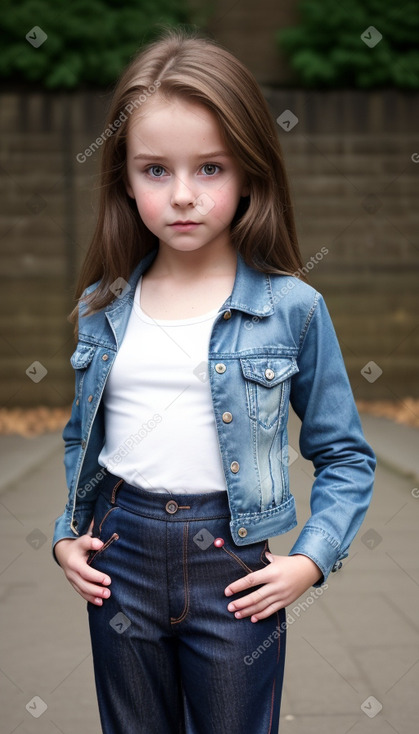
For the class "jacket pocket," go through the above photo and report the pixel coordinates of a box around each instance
[240,356,299,429]
[70,343,96,400]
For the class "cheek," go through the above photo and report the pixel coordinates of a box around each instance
[135,192,160,224]
[212,188,242,219]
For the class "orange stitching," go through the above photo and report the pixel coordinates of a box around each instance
[99,506,118,533]
[170,523,190,624]
[221,546,254,574]
[111,478,124,504]
[87,532,119,566]
[260,540,270,565]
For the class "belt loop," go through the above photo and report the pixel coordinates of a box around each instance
[111,478,124,505]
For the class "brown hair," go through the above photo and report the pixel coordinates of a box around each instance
[70,26,306,326]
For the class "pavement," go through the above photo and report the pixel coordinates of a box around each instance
[0,410,418,734]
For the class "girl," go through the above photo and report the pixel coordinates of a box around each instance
[53,27,376,734]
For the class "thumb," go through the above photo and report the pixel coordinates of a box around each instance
[81,533,103,550]
[265,552,275,563]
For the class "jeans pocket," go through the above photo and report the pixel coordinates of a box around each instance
[221,539,271,575]
[87,504,120,566]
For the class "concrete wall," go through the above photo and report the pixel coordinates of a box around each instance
[0,86,418,407]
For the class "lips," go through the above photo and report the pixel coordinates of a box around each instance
[169,220,201,231]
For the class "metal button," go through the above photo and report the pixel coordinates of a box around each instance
[215,363,226,374]
[102,354,109,361]
[223,310,231,320]
[230,461,240,473]
[265,368,275,380]
[87,395,93,402]
[165,500,179,514]
[81,439,86,449]
[222,412,233,423]
[238,527,247,538]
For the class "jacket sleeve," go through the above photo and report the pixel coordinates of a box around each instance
[51,398,84,565]
[289,292,376,586]
[51,296,88,565]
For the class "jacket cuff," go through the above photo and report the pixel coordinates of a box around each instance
[52,512,78,566]
[288,525,348,587]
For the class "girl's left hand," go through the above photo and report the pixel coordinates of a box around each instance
[224,553,323,622]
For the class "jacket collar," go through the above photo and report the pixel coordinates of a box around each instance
[104,245,275,347]
[106,245,275,318]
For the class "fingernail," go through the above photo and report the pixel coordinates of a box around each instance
[95,598,102,605]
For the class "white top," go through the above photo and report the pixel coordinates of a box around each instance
[98,275,228,493]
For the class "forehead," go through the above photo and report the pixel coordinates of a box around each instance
[126,94,226,151]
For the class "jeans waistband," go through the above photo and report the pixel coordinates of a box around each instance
[99,470,232,521]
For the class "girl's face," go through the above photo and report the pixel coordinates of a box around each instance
[124,94,249,257]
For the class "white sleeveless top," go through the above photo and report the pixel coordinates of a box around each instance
[98,275,228,493]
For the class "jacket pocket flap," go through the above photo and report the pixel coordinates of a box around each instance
[70,344,96,369]
[240,357,299,387]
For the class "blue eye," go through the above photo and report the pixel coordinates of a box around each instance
[202,164,220,176]
[148,165,166,177]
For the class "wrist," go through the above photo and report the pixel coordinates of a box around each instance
[289,553,323,584]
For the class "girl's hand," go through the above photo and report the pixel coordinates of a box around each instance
[224,553,323,623]
[54,533,112,607]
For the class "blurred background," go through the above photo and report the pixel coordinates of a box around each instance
[0,3,419,734]
[0,0,418,430]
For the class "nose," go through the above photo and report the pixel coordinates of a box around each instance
[170,174,195,208]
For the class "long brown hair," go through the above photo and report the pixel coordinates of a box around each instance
[70,26,306,325]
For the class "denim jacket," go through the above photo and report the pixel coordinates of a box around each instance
[52,246,376,585]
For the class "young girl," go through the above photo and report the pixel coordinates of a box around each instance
[53,28,376,734]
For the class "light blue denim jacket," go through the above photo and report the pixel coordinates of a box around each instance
[52,246,376,585]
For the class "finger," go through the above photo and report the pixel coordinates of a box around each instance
[226,580,268,610]
[77,562,112,587]
[79,534,103,552]
[224,567,272,597]
[229,591,282,618]
[72,584,106,606]
[250,600,284,622]
[70,574,112,601]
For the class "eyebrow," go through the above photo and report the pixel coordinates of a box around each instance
[133,151,230,160]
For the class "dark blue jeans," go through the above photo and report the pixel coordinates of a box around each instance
[87,471,287,733]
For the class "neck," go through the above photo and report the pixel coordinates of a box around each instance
[151,241,238,282]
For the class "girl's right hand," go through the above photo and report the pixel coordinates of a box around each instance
[54,535,112,606]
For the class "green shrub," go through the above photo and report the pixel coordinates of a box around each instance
[0,0,191,89]
[277,0,419,89]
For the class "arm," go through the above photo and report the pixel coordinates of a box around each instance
[223,292,376,622]
[288,293,376,585]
